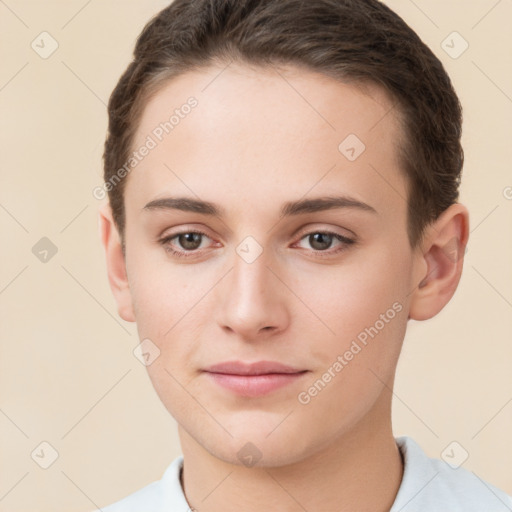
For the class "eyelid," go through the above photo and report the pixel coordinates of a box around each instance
[293,223,356,242]
[158,224,216,243]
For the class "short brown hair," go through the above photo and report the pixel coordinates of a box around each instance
[103,0,463,249]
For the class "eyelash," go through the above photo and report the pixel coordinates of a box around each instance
[159,229,356,260]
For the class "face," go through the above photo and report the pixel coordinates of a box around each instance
[119,63,422,466]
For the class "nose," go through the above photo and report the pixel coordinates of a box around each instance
[214,246,289,341]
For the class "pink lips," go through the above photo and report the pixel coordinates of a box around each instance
[203,360,308,397]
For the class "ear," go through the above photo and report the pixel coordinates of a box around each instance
[98,203,136,322]
[409,203,469,321]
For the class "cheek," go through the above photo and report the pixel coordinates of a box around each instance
[298,246,411,396]
[126,254,209,373]
[127,251,187,330]
[295,272,408,431]
[128,262,206,417]
[304,249,409,336]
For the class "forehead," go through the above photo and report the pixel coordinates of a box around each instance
[134,62,401,148]
[126,62,406,220]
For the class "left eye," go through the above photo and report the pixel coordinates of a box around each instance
[295,231,355,253]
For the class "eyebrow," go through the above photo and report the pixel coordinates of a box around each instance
[143,195,377,217]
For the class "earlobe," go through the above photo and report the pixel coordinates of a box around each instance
[409,203,469,321]
[98,203,136,323]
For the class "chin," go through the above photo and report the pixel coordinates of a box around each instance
[208,438,312,468]
[186,415,319,468]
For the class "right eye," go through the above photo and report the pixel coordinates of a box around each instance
[159,230,214,258]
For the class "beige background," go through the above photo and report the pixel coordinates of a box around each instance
[0,0,511,510]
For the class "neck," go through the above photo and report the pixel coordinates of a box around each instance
[179,395,403,512]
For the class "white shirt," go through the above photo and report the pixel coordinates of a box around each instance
[96,436,512,511]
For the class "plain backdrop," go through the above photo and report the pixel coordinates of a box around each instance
[0,0,511,510]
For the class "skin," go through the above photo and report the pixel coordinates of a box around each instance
[99,62,469,511]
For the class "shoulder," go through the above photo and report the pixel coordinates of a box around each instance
[89,455,191,512]
[391,436,512,512]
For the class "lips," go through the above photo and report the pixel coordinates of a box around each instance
[203,360,309,397]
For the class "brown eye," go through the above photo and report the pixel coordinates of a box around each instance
[159,230,213,258]
[295,230,356,258]
[177,232,203,251]
[308,232,335,251]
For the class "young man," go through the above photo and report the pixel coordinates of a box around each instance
[95,0,512,510]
